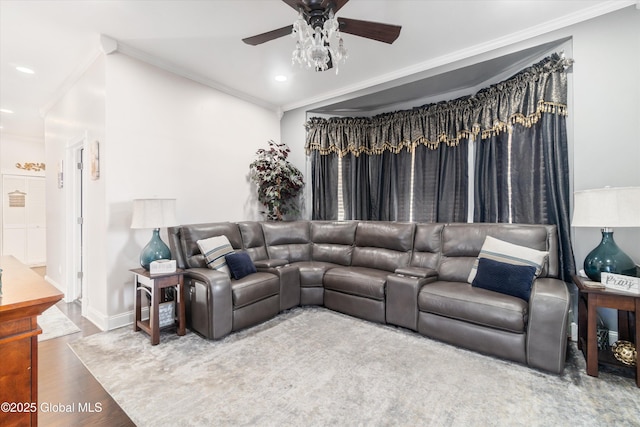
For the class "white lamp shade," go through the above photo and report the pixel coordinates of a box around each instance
[572,187,640,228]
[131,198,177,229]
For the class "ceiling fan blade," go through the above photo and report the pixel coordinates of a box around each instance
[322,0,349,13]
[242,25,293,46]
[337,18,401,44]
[282,0,309,12]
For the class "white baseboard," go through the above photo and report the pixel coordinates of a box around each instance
[106,307,151,331]
[85,306,109,332]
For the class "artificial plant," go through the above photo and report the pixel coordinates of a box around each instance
[249,141,304,221]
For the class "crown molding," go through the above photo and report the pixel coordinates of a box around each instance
[282,0,636,112]
[39,45,103,118]
[39,35,279,119]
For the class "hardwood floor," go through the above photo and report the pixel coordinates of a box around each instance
[38,301,135,426]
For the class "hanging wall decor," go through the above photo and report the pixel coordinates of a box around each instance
[57,160,64,189]
[8,190,27,207]
[90,140,100,180]
[15,162,45,172]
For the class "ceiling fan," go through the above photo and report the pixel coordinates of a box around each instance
[242,0,402,72]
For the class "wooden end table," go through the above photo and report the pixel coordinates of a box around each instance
[131,268,186,345]
[572,274,639,387]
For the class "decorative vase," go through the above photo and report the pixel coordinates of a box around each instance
[140,228,171,270]
[584,230,636,282]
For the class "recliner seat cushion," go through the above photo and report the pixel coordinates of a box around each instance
[231,272,279,309]
[294,261,341,287]
[418,281,528,333]
[323,267,389,301]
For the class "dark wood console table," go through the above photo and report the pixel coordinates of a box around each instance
[0,256,63,427]
[572,274,639,387]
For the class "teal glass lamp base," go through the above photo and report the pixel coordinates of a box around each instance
[140,228,171,270]
[584,229,636,282]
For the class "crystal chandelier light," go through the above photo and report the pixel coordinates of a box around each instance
[291,9,348,74]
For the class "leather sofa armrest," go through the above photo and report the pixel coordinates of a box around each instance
[183,268,233,340]
[386,273,437,331]
[394,266,438,279]
[256,264,300,311]
[254,259,289,269]
[526,278,570,374]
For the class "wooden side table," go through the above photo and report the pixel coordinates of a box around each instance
[131,268,186,345]
[572,274,639,387]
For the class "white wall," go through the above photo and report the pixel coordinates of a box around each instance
[568,7,640,335]
[108,53,281,328]
[570,8,640,267]
[103,53,281,328]
[45,52,281,330]
[45,53,107,322]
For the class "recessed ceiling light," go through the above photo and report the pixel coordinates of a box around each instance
[274,75,288,82]
[16,66,35,74]
[0,109,14,114]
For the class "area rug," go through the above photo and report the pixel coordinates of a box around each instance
[38,305,81,341]
[69,307,639,426]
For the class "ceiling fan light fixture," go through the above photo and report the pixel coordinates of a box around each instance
[290,8,347,74]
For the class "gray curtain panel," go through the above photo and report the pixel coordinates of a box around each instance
[311,151,338,220]
[474,115,575,281]
[305,54,572,155]
[474,133,508,222]
[368,149,412,221]
[306,53,575,281]
[342,152,371,220]
[413,140,468,223]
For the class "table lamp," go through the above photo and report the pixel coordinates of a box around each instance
[572,187,640,281]
[131,198,177,270]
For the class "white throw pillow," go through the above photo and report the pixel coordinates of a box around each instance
[467,236,549,284]
[196,235,234,276]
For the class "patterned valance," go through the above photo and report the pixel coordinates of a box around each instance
[305,53,573,156]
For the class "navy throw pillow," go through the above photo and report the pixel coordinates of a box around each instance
[471,257,537,301]
[225,252,257,280]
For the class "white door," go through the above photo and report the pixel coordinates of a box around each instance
[2,175,46,265]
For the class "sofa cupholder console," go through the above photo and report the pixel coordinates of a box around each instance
[168,220,570,374]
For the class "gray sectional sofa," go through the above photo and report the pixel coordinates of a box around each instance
[168,221,570,374]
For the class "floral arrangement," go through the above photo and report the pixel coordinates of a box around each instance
[249,141,304,221]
